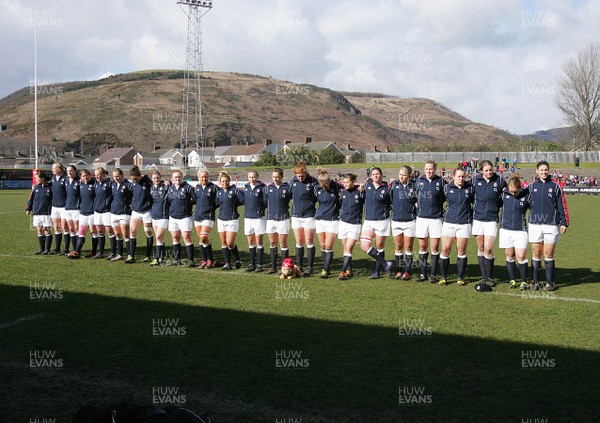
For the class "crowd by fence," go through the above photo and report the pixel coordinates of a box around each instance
[366,151,600,164]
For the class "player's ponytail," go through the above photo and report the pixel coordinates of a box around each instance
[129,165,141,177]
[317,167,330,188]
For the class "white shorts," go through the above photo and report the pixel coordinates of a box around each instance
[94,212,112,227]
[50,206,67,220]
[152,219,169,229]
[391,220,416,237]
[131,210,152,224]
[499,228,528,249]
[33,215,51,227]
[266,219,290,235]
[65,209,80,221]
[78,214,94,227]
[194,219,214,228]
[415,217,443,239]
[362,219,390,237]
[338,221,361,240]
[244,217,267,236]
[111,214,131,227]
[528,224,560,245]
[316,220,339,234]
[291,216,316,230]
[441,222,472,239]
[218,219,240,233]
[472,220,498,237]
[169,216,193,232]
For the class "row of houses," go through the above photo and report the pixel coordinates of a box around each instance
[19,138,361,169]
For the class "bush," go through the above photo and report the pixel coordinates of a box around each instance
[276,146,317,166]
[255,151,277,167]
[317,147,345,164]
[348,151,366,163]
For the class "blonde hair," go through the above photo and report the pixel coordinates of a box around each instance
[508,172,522,188]
[219,171,231,182]
[317,167,331,188]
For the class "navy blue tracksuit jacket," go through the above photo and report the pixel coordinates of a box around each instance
[244,181,267,219]
[443,181,474,224]
[51,174,67,208]
[79,179,96,216]
[168,182,196,219]
[216,185,245,221]
[265,182,292,221]
[390,180,417,222]
[194,182,218,221]
[65,178,81,210]
[501,188,530,231]
[290,175,318,218]
[130,175,153,213]
[527,178,569,227]
[314,181,340,221]
[27,183,52,215]
[110,180,133,215]
[472,173,506,222]
[415,175,445,219]
[150,183,169,220]
[339,187,364,224]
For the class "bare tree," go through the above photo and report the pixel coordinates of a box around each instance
[554,43,600,151]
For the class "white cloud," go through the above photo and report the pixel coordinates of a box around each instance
[0,0,598,134]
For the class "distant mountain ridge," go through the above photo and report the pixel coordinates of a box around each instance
[0,70,522,155]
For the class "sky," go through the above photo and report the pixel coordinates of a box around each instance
[0,0,598,135]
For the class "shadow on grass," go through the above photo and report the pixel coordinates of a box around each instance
[1,284,598,423]
[131,247,600,286]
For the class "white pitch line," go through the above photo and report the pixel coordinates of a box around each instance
[0,313,45,330]
[493,291,600,304]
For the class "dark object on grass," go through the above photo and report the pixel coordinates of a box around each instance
[474,283,493,292]
[72,404,209,423]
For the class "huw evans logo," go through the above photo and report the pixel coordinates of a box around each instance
[520,290,556,300]
[152,318,187,337]
[29,350,63,369]
[275,78,310,95]
[521,77,555,96]
[275,280,309,300]
[30,9,63,27]
[152,386,186,406]
[399,45,432,64]
[275,350,309,370]
[521,9,556,27]
[29,419,57,423]
[30,282,63,302]
[398,386,432,406]
[521,419,549,423]
[521,350,556,369]
[275,419,302,423]
[398,318,432,336]
[153,113,182,133]
[29,78,64,95]
[399,113,432,132]
[275,9,310,27]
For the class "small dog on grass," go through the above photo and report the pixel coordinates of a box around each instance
[280,257,302,279]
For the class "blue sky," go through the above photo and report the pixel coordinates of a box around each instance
[0,0,598,135]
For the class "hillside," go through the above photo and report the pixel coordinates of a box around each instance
[0,70,516,155]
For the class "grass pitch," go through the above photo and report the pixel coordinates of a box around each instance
[1,190,599,422]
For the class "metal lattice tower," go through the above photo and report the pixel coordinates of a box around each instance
[177,0,212,170]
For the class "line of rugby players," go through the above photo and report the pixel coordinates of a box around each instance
[26,159,569,290]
